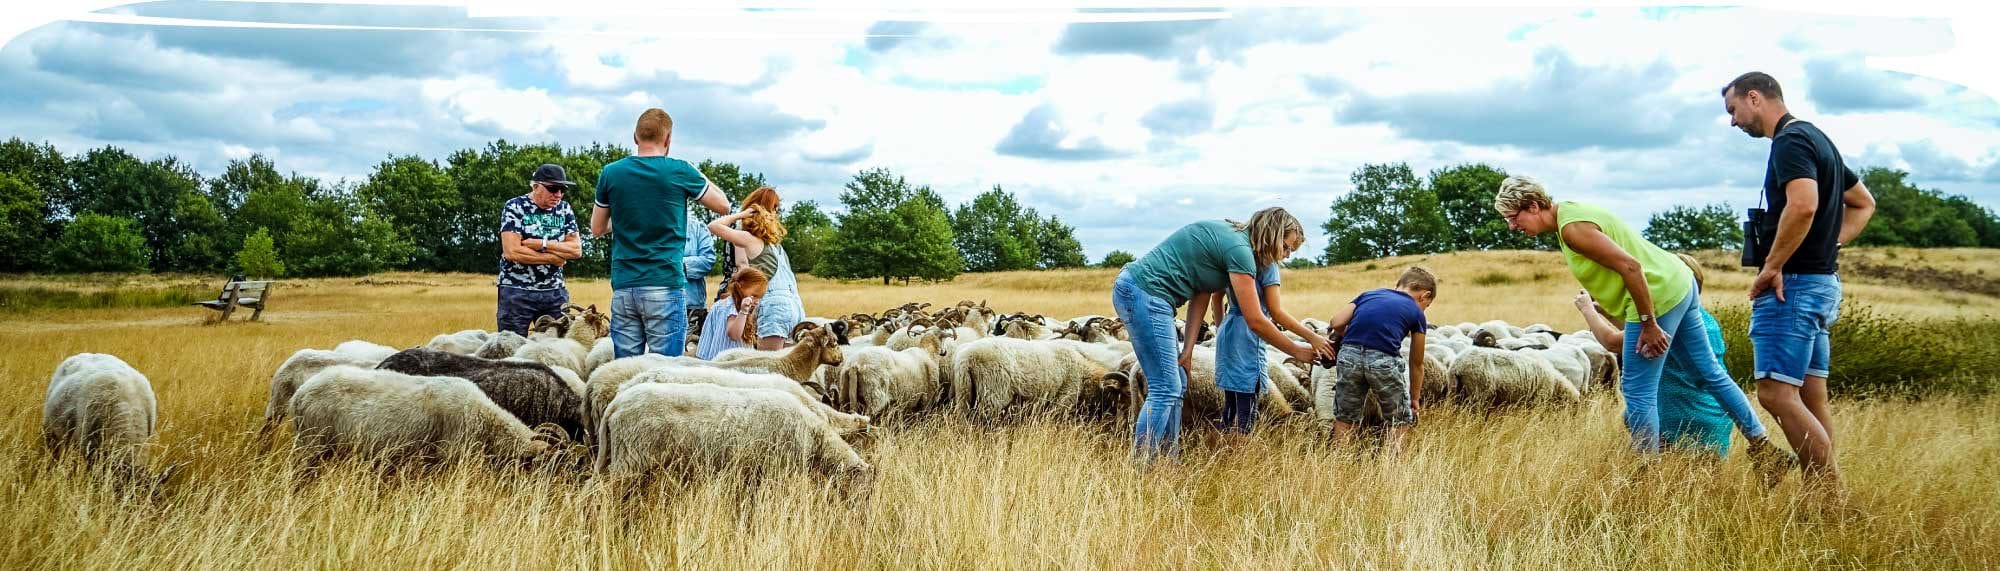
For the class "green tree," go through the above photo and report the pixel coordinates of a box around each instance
[280,192,416,276]
[781,200,835,275]
[206,155,285,219]
[358,155,460,270]
[952,187,1040,272]
[0,174,51,271]
[1848,168,1979,248]
[1321,163,1449,263]
[818,168,962,284]
[1430,163,1550,251]
[63,148,206,271]
[164,189,230,272]
[1943,195,2000,248]
[1643,204,1741,251]
[51,213,148,272]
[1283,257,1319,270]
[1098,250,1136,268]
[1035,215,1087,269]
[236,227,284,278]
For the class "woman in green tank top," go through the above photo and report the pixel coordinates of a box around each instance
[1493,176,1794,481]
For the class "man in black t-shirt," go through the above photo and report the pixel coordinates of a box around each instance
[1722,72,1877,492]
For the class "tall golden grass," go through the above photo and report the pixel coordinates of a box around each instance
[3,249,1996,568]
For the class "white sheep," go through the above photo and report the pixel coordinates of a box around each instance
[950,337,1131,422]
[1530,344,1593,397]
[1555,334,1620,392]
[261,348,383,447]
[474,331,529,360]
[594,383,873,497]
[616,366,870,437]
[43,353,157,472]
[581,354,676,445]
[426,329,490,355]
[1430,324,1464,339]
[1449,347,1581,407]
[512,337,588,374]
[709,327,846,391]
[834,326,954,421]
[582,338,614,379]
[333,340,401,362]
[287,366,558,474]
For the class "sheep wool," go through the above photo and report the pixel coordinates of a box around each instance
[44,353,157,468]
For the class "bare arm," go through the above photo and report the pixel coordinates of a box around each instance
[1182,293,1211,353]
[695,180,731,215]
[725,298,755,340]
[1572,289,1624,351]
[590,205,611,238]
[1227,273,1307,354]
[1324,302,1358,339]
[708,211,765,259]
[1263,283,1334,358]
[544,232,584,259]
[1760,179,1820,273]
[1838,180,1875,244]
[500,232,567,265]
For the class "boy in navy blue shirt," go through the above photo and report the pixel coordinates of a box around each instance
[1319,266,1436,454]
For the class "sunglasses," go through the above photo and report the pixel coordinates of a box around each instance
[538,182,567,195]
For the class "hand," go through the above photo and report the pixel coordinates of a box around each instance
[1637,321,1669,359]
[1572,289,1593,311]
[1412,398,1422,414]
[1177,351,1193,375]
[1306,335,1335,361]
[1287,343,1316,363]
[740,295,759,311]
[1749,268,1785,302]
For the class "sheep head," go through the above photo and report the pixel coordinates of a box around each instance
[803,327,844,366]
[528,314,570,339]
[790,321,821,342]
[828,320,851,345]
[567,305,608,345]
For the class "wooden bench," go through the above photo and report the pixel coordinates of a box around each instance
[194,278,274,322]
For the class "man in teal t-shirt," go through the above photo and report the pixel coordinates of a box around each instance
[591,107,731,358]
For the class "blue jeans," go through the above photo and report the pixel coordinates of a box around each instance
[496,286,568,336]
[609,286,686,358]
[1621,286,1767,452]
[1112,269,1185,463]
[1749,274,1841,386]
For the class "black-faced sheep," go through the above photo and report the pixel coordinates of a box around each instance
[289,366,559,475]
[375,348,586,442]
[595,383,873,497]
[44,353,157,472]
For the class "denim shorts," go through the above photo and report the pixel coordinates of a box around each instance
[754,291,804,340]
[1749,274,1841,386]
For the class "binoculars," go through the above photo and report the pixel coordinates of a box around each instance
[1741,207,1769,267]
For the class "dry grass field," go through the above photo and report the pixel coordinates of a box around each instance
[3,249,1997,568]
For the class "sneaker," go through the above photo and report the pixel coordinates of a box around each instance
[1746,437,1798,488]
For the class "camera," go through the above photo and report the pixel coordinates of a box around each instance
[1741,207,1769,267]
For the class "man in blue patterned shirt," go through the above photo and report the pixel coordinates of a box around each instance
[497,163,583,335]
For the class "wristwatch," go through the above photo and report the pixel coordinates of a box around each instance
[539,238,549,252]
[1638,313,1654,324]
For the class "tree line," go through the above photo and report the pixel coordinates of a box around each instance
[4,137,1993,280]
[0,138,1091,282]
[1306,161,2000,266]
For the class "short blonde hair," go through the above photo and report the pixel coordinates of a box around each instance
[635,108,672,144]
[1231,207,1303,269]
[1494,175,1554,215]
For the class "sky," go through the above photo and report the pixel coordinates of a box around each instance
[3,2,1999,262]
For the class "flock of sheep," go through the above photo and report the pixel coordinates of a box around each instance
[41,300,1623,496]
